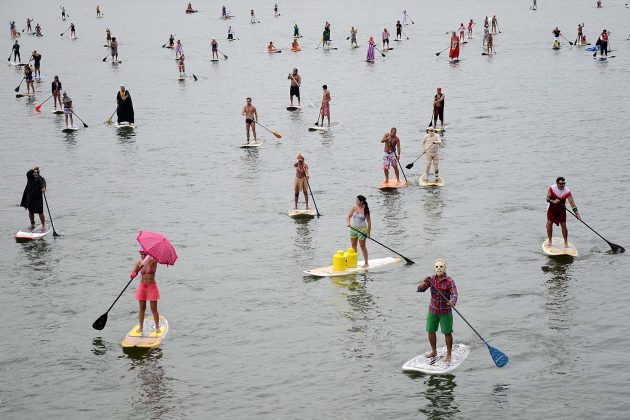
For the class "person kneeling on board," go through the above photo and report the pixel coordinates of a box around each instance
[293,154,310,210]
[346,195,371,268]
[546,177,580,248]
[422,127,442,181]
[131,246,161,334]
[417,259,458,364]
[20,166,47,230]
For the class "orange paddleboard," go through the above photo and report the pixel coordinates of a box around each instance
[378,179,406,190]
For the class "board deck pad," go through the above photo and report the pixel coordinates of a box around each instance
[308,121,341,131]
[419,174,445,187]
[541,237,578,257]
[122,316,169,349]
[402,343,470,375]
[304,256,401,277]
[288,208,317,218]
[15,224,52,241]
[378,179,406,190]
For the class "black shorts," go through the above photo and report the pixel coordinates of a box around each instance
[290,86,300,98]
[245,118,254,125]
[227,34,233,39]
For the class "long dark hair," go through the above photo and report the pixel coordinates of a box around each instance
[357,195,370,216]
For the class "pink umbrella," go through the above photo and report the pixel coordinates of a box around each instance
[137,230,178,266]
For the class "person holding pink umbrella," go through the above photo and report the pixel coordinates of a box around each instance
[130,246,161,334]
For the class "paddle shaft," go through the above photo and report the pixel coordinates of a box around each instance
[162,34,176,48]
[71,110,89,127]
[564,206,624,252]
[561,34,573,45]
[36,95,53,110]
[432,286,486,343]
[42,192,59,236]
[305,178,321,218]
[253,120,280,138]
[348,226,414,264]
[397,159,409,183]
[436,46,450,56]
[406,148,430,169]
[105,107,117,123]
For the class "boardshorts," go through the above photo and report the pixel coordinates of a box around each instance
[350,226,368,240]
[426,311,453,334]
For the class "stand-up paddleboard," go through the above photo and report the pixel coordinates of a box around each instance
[16,93,35,98]
[434,127,446,133]
[185,9,199,14]
[210,59,219,62]
[112,60,122,64]
[115,121,134,129]
[70,36,78,40]
[121,316,169,350]
[33,75,48,79]
[288,208,317,219]
[366,59,375,63]
[51,108,64,114]
[15,224,52,241]
[419,174,445,187]
[541,237,578,257]
[104,44,110,47]
[304,257,401,277]
[8,62,26,66]
[402,344,470,375]
[394,39,403,42]
[165,45,175,48]
[286,105,302,111]
[308,121,341,131]
[177,75,188,81]
[449,59,463,63]
[291,48,301,52]
[378,179,406,190]
[241,140,262,148]
[351,45,360,49]
[385,47,395,50]
[62,126,79,133]
[264,50,282,53]
[595,56,615,61]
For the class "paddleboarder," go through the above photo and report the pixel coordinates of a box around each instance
[116,84,134,125]
[241,97,258,144]
[110,37,119,62]
[294,23,300,37]
[288,68,301,106]
[417,259,458,365]
[467,19,475,38]
[186,2,194,13]
[318,85,331,126]
[12,40,21,63]
[532,0,537,10]
[382,28,390,49]
[178,54,186,77]
[484,16,489,29]
[96,5,101,18]
[350,26,358,48]
[31,51,41,78]
[168,34,175,47]
[577,23,584,45]
[402,10,410,25]
[227,27,234,40]
[24,64,34,94]
[131,246,161,334]
[596,29,609,57]
[458,23,465,41]
[323,22,331,47]
[449,32,460,60]
[381,127,401,185]
[597,0,602,8]
[396,21,402,40]
[546,177,580,248]
[433,87,445,128]
[291,39,300,50]
[62,92,74,128]
[61,6,67,20]
[491,15,498,34]
[486,33,495,55]
[52,75,62,109]
[210,39,219,60]
[293,153,310,210]
[483,25,490,46]
[20,166,47,230]
[26,18,33,33]
[106,28,111,46]
[175,40,183,59]
[346,195,371,268]
[250,9,257,23]
[35,23,42,37]
[422,127,442,181]
[70,22,76,38]
[267,41,278,52]
[274,3,279,17]
[222,6,228,19]
[367,36,375,61]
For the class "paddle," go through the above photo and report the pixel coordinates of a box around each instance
[60,27,71,37]
[7,52,13,62]
[431,286,508,368]
[348,226,415,264]
[564,206,624,253]
[561,34,574,46]
[397,160,410,185]
[435,46,450,56]
[402,31,410,40]
[71,110,89,128]
[374,44,386,57]
[42,192,60,237]
[14,77,25,92]
[162,34,175,48]
[105,108,117,124]
[305,179,321,218]
[315,39,323,49]
[217,49,228,59]
[102,53,109,62]
[35,95,53,111]
[313,103,323,125]
[254,120,281,138]
[92,270,142,330]
[405,147,430,169]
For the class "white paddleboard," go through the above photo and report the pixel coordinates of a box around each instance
[16,93,36,98]
[286,105,302,111]
[419,174,445,187]
[402,343,470,375]
[15,224,53,241]
[115,122,134,129]
[62,126,79,132]
[112,60,122,64]
[241,140,262,148]
[121,315,169,350]
[51,108,64,114]
[304,256,401,277]
[541,237,578,257]
[288,208,317,219]
[308,121,341,131]
[210,59,219,62]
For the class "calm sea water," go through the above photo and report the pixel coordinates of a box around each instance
[1,0,629,418]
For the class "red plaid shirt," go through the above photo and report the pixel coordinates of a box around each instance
[418,274,458,315]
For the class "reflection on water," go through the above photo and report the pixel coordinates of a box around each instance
[91,337,109,356]
[422,188,445,237]
[117,127,137,143]
[418,374,460,418]
[541,258,573,332]
[491,383,510,408]
[293,217,313,252]
[19,239,53,272]
[381,189,402,233]
[128,349,179,420]
[240,148,261,177]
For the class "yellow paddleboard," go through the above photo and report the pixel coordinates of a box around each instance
[541,238,578,257]
[419,174,445,187]
[288,208,317,219]
[121,315,169,350]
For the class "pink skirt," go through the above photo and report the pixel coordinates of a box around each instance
[135,282,160,301]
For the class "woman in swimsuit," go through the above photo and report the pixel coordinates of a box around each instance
[131,246,161,334]
[346,195,372,267]
[211,39,219,60]
[24,64,34,94]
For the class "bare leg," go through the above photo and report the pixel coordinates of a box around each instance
[426,332,437,357]
[350,237,358,253]
[28,211,35,228]
[137,300,146,332]
[294,191,299,209]
[150,301,160,333]
[70,114,74,127]
[383,166,389,183]
[359,239,368,267]
[252,124,257,140]
[444,333,453,364]
[38,212,45,227]
[245,124,250,143]
[561,222,569,247]
[303,187,309,209]
[546,220,553,246]
[327,114,331,126]
[393,164,400,183]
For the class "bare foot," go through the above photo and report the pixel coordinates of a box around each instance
[362,263,369,268]
[136,328,143,333]
[294,206,298,210]
[444,354,452,364]
[425,350,437,358]
[564,242,569,248]
[305,205,310,210]
[155,328,161,334]
[546,239,552,246]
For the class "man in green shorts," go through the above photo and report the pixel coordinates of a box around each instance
[417,259,458,364]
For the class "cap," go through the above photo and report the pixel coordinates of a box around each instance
[437,87,442,92]
[138,245,145,253]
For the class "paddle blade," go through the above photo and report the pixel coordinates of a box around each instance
[92,313,108,330]
[487,343,509,367]
[273,132,282,139]
[405,163,413,170]
[106,118,112,124]
[102,57,108,62]
[193,74,198,81]
[609,242,625,254]
[83,122,89,128]
[403,257,415,265]
[14,86,20,92]
[435,52,441,56]
[52,230,60,237]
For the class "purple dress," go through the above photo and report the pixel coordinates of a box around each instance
[367,41,375,61]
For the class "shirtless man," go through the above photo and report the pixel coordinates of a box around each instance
[491,15,498,34]
[319,85,331,126]
[381,127,401,184]
[433,88,445,128]
[288,68,301,106]
[241,97,258,144]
